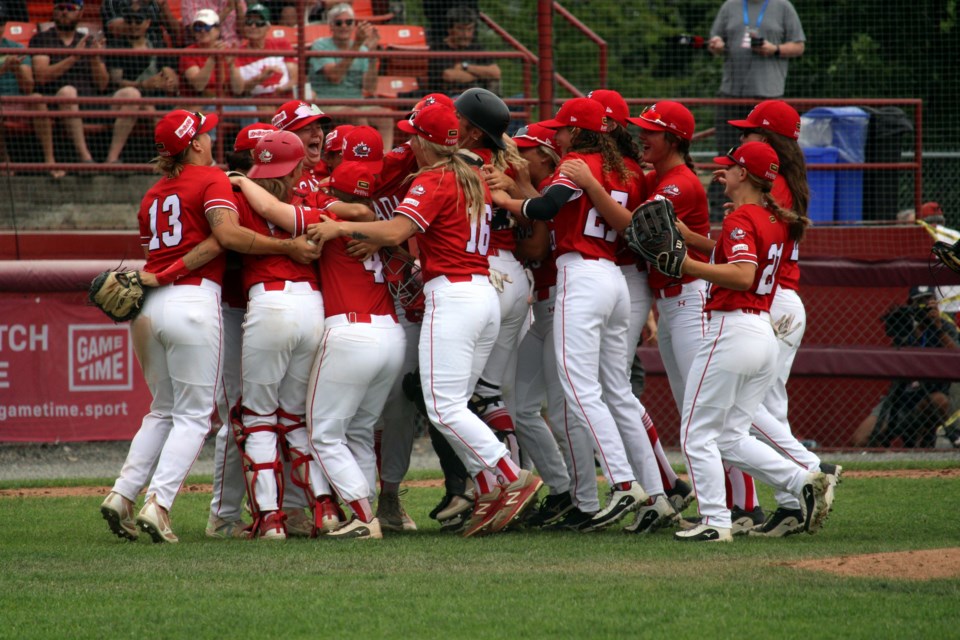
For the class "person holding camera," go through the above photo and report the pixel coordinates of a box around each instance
[857,287,959,448]
[707,0,805,182]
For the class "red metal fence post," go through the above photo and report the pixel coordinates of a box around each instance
[537,0,554,121]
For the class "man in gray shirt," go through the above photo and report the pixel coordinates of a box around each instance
[708,0,805,155]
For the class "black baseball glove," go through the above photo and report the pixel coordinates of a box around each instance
[623,198,687,279]
[932,239,960,275]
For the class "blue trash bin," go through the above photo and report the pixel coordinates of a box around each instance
[800,107,870,222]
[802,146,839,223]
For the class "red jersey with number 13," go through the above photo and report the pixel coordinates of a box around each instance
[394,167,491,283]
[705,203,789,314]
[138,164,235,285]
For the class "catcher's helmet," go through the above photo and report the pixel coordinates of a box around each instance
[454,88,510,150]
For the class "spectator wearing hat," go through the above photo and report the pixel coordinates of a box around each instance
[101,0,181,48]
[231,3,296,106]
[179,8,235,108]
[29,0,147,173]
[0,15,33,172]
[307,3,393,149]
[180,0,245,45]
[427,5,500,96]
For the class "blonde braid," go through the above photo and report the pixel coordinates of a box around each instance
[415,137,486,224]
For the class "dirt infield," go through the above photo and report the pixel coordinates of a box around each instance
[780,548,960,581]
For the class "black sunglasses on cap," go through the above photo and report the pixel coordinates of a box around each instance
[245,18,268,26]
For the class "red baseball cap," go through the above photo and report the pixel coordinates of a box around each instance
[155,109,218,157]
[540,98,609,133]
[406,92,455,117]
[271,100,331,132]
[513,122,558,153]
[234,122,278,152]
[920,201,945,222]
[713,141,780,182]
[324,125,355,154]
[330,161,378,198]
[342,125,384,173]
[587,89,629,128]
[627,101,695,141]
[728,100,801,140]
[397,103,459,146]
[247,130,305,179]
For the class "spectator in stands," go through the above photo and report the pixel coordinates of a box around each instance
[230,3,295,107]
[707,0,804,218]
[852,287,958,448]
[277,2,296,27]
[107,9,178,98]
[180,0,245,45]
[179,8,234,109]
[307,3,393,148]
[101,0,181,48]
[0,18,33,171]
[29,0,145,174]
[427,5,500,97]
[422,0,476,47]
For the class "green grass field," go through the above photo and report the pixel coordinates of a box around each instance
[2,463,958,639]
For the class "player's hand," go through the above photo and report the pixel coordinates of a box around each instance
[558,158,595,188]
[711,168,726,184]
[490,188,512,208]
[675,219,693,242]
[307,215,342,245]
[482,164,517,193]
[289,234,323,263]
[346,239,377,260]
[138,271,160,287]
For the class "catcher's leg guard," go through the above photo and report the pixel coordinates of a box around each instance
[230,402,284,536]
[277,409,315,507]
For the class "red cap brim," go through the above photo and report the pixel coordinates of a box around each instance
[626,116,665,132]
[198,112,219,135]
[538,118,565,130]
[246,158,302,179]
[726,118,753,129]
[713,155,736,166]
[396,119,418,136]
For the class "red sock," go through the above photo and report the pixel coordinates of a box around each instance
[496,456,520,484]
[349,499,373,523]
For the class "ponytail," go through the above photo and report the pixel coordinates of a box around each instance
[748,173,808,242]
[415,137,486,224]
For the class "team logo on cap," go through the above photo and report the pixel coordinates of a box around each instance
[175,115,197,140]
[358,179,370,189]
[271,112,287,128]
[259,149,274,163]
[730,227,746,241]
[351,142,371,158]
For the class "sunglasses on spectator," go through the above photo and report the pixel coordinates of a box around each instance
[245,19,268,27]
[192,22,219,32]
[54,4,81,12]
[332,19,355,26]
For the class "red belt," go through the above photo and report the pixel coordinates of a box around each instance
[536,288,553,301]
[654,284,683,299]
[446,275,474,283]
[260,280,319,292]
[346,312,372,323]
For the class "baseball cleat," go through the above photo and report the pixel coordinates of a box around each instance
[665,478,695,515]
[801,472,835,534]
[284,508,313,538]
[582,481,647,532]
[325,517,383,540]
[101,491,138,541]
[376,491,418,532]
[314,496,343,535]
[136,494,179,544]
[256,511,287,540]
[674,523,733,543]
[525,491,574,528]
[487,470,543,534]
[205,514,251,539]
[545,507,597,532]
[461,487,502,538]
[624,494,676,534]
[435,494,474,522]
[747,507,805,538]
[730,506,766,536]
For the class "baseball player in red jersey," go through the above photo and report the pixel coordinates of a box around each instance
[453,88,529,455]
[587,90,690,518]
[508,123,578,526]
[100,110,320,543]
[307,103,542,537]
[206,122,278,540]
[724,100,840,536]
[271,100,332,201]
[496,98,672,532]
[230,131,328,540]
[674,142,834,542]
